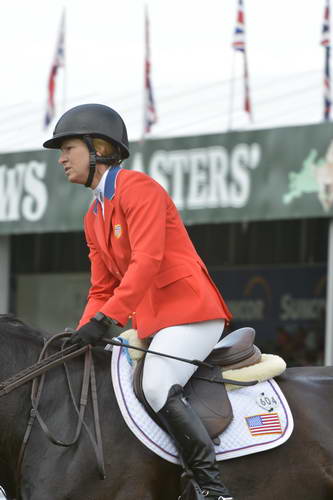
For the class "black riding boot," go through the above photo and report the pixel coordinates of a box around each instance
[157,385,234,500]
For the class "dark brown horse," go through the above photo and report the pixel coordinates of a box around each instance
[0,314,333,500]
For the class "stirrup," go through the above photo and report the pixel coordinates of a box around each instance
[178,472,203,500]
[202,489,234,500]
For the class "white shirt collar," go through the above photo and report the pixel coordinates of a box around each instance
[93,169,109,204]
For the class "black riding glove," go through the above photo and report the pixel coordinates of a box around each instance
[68,318,108,347]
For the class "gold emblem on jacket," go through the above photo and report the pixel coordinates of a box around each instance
[114,224,122,238]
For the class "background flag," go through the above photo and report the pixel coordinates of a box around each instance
[232,0,252,120]
[143,5,157,136]
[44,10,65,129]
[321,0,331,120]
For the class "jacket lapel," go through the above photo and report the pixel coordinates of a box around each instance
[93,200,109,256]
[104,166,121,242]
[90,167,122,271]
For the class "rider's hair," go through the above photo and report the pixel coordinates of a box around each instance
[92,138,115,156]
[92,137,122,165]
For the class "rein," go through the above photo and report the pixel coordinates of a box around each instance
[0,332,106,496]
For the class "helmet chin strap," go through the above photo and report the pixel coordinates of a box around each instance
[82,135,121,188]
[82,136,97,188]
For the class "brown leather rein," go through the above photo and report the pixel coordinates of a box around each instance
[0,332,106,496]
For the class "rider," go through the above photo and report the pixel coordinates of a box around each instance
[43,103,234,500]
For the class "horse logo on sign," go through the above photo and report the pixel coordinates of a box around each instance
[283,141,333,212]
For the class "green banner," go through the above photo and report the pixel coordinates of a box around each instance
[1,122,333,235]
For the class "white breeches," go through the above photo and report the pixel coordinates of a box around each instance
[142,319,225,412]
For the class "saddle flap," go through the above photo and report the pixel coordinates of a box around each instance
[184,365,233,439]
[133,357,233,440]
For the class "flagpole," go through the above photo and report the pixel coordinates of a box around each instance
[62,8,67,114]
[324,219,333,365]
[43,8,66,129]
[324,45,331,120]
[231,0,252,128]
[227,49,236,131]
[321,0,331,121]
[142,3,157,142]
[244,50,253,122]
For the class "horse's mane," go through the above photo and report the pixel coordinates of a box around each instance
[0,314,28,327]
[0,313,46,342]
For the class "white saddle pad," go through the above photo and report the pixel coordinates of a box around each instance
[110,343,294,464]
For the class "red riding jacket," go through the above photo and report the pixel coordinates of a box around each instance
[78,167,232,339]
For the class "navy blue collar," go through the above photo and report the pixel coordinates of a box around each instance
[104,166,121,200]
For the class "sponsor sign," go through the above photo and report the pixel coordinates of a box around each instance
[1,122,333,234]
[212,264,326,356]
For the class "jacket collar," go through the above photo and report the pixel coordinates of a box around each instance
[93,169,108,203]
[90,166,122,276]
[92,166,121,215]
[104,166,122,200]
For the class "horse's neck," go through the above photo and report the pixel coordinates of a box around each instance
[0,402,28,498]
[0,332,43,490]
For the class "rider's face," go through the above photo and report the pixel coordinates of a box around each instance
[58,138,89,185]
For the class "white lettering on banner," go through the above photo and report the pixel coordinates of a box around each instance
[230,144,256,208]
[169,152,188,210]
[228,299,265,320]
[0,164,25,221]
[21,162,48,221]
[148,144,261,210]
[187,149,208,209]
[0,162,48,222]
[280,294,326,321]
[207,147,229,208]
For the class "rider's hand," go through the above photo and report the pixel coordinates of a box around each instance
[67,319,108,347]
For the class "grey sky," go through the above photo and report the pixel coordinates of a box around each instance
[0,0,328,152]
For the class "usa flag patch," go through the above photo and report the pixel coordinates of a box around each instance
[245,412,282,437]
[114,224,122,238]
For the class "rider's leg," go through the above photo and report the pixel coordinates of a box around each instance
[142,320,234,500]
[142,319,223,412]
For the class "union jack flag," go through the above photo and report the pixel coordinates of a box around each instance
[232,0,252,119]
[321,0,331,120]
[44,10,65,128]
[232,0,245,52]
[143,6,157,135]
[246,413,282,437]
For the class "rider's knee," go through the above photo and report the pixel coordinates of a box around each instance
[142,376,168,413]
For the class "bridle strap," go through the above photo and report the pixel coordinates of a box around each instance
[15,333,105,496]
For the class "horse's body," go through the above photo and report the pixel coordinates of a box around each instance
[0,314,333,500]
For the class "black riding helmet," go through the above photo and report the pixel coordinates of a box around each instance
[43,103,130,187]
